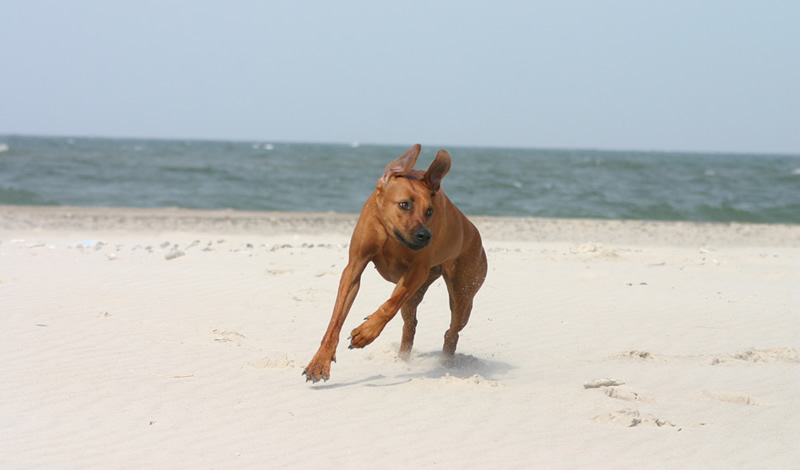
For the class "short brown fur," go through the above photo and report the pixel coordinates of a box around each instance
[303,144,487,382]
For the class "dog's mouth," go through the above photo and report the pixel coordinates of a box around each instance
[394,229,430,251]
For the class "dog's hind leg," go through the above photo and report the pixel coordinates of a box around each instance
[442,248,487,359]
[398,266,442,360]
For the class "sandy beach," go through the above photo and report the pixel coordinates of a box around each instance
[1,205,798,469]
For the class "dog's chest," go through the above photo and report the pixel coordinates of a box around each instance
[371,254,412,284]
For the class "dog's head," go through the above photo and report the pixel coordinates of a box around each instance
[375,144,451,250]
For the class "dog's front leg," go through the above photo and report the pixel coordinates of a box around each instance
[349,267,429,350]
[303,259,368,382]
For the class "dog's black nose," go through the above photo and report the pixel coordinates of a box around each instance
[414,227,432,246]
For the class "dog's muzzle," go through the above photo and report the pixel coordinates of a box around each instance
[395,227,431,250]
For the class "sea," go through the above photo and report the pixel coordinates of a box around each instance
[1,135,798,224]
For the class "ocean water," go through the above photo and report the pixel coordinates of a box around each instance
[1,135,798,224]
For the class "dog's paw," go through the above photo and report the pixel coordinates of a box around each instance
[302,352,334,383]
[349,316,387,350]
[302,365,329,383]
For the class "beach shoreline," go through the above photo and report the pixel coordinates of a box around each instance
[2,205,798,468]
[3,205,799,246]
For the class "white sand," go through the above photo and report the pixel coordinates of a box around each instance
[1,206,799,469]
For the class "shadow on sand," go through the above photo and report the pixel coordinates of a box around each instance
[311,351,515,390]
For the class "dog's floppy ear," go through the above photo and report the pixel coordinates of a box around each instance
[379,144,421,186]
[422,149,451,194]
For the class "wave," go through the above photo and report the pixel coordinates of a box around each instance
[0,186,55,206]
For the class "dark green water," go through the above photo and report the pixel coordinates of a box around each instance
[1,135,798,223]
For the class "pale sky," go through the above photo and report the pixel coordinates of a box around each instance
[1,0,798,153]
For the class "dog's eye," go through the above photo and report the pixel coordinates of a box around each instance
[426,207,434,217]
[398,201,411,210]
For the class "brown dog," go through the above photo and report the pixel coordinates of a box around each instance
[303,144,487,382]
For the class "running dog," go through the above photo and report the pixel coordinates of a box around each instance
[303,144,487,382]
